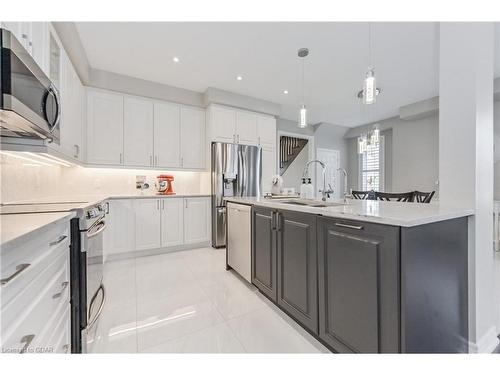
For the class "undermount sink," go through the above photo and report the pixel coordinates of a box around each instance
[280,200,345,208]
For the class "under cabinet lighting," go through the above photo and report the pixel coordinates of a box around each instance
[173,57,180,63]
[283,90,289,94]
[236,75,243,81]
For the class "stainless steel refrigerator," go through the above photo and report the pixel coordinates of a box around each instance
[211,142,261,248]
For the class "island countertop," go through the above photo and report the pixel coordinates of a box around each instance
[224,197,474,227]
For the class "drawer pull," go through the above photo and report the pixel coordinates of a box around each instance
[52,281,69,299]
[1,263,30,285]
[334,223,364,230]
[49,235,68,246]
[20,334,35,354]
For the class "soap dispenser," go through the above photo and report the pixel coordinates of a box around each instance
[300,178,307,198]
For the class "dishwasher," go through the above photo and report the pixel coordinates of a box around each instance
[226,202,252,283]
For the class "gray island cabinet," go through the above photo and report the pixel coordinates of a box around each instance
[251,206,469,353]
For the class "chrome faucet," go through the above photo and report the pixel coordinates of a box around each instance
[337,167,352,204]
[302,160,334,201]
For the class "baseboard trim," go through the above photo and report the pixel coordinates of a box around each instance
[105,241,212,262]
[468,326,500,353]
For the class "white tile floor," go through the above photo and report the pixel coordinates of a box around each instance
[92,247,330,353]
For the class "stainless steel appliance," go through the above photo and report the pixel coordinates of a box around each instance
[211,142,261,248]
[0,28,61,143]
[76,203,106,354]
[0,200,106,353]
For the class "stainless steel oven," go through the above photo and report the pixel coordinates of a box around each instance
[70,202,106,353]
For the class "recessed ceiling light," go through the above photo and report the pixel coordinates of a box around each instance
[173,57,180,63]
[236,76,243,81]
[283,90,289,94]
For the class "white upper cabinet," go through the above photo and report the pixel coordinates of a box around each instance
[257,115,276,148]
[236,111,258,145]
[124,97,154,167]
[1,22,50,77]
[210,106,236,143]
[160,198,184,247]
[180,106,205,169]
[86,89,124,165]
[154,102,181,168]
[184,197,210,244]
[208,105,276,148]
[134,199,162,251]
[60,51,84,161]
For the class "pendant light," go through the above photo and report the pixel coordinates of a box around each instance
[358,23,380,104]
[357,123,381,154]
[298,48,309,128]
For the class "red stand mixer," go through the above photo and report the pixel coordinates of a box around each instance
[156,174,175,195]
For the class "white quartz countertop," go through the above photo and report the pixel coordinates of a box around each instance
[0,211,75,248]
[225,197,474,227]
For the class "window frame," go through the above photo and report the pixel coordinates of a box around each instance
[358,135,385,192]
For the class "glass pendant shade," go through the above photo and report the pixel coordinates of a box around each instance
[298,104,307,128]
[357,135,367,154]
[363,68,377,105]
[371,124,380,144]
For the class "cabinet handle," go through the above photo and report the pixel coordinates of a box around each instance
[181,157,184,167]
[52,281,69,299]
[1,263,30,285]
[150,155,153,166]
[334,223,364,230]
[49,235,67,246]
[105,202,110,214]
[271,211,276,230]
[20,334,35,354]
[237,134,240,143]
[119,153,123,164]
[233,134,236,143]
[74,144,80,157]
[258,136,261,145]
[157,200,160,210]
[276,212,282,232]
[155,155,158,166]
[21,33,28,39]
[162,200,165,210]
[185,200,188,209]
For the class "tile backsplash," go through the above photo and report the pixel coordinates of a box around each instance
[0,154,210,203]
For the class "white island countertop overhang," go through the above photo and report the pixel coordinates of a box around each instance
[224,197,474,227]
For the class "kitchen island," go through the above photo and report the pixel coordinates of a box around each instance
[225,197,473,353]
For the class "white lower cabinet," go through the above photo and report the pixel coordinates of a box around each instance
[161,198,184,247]
[134,199,161,251]
[105,199,135,256]
[184,197,211,245]
[105,197,210,257]
[0,219,71,353]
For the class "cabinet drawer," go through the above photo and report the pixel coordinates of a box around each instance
[1,251,70,353]
[45,302,71,354]
[1,222,69,306]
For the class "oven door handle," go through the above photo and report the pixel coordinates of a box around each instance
[86,219,106,238]
[87,283,105,330]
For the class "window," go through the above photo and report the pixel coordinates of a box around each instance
[359,135,385,191]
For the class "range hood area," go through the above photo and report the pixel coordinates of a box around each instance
[1,27,62,159]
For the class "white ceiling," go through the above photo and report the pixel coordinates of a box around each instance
[75,22,500,127]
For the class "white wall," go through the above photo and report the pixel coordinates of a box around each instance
[390,115,439,193]
[0,154,210,203]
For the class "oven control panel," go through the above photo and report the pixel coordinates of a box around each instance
[86,204,105,219]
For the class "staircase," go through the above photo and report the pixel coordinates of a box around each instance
[279,136,308,175]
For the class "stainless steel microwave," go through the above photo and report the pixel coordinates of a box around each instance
[0,28,60,143]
